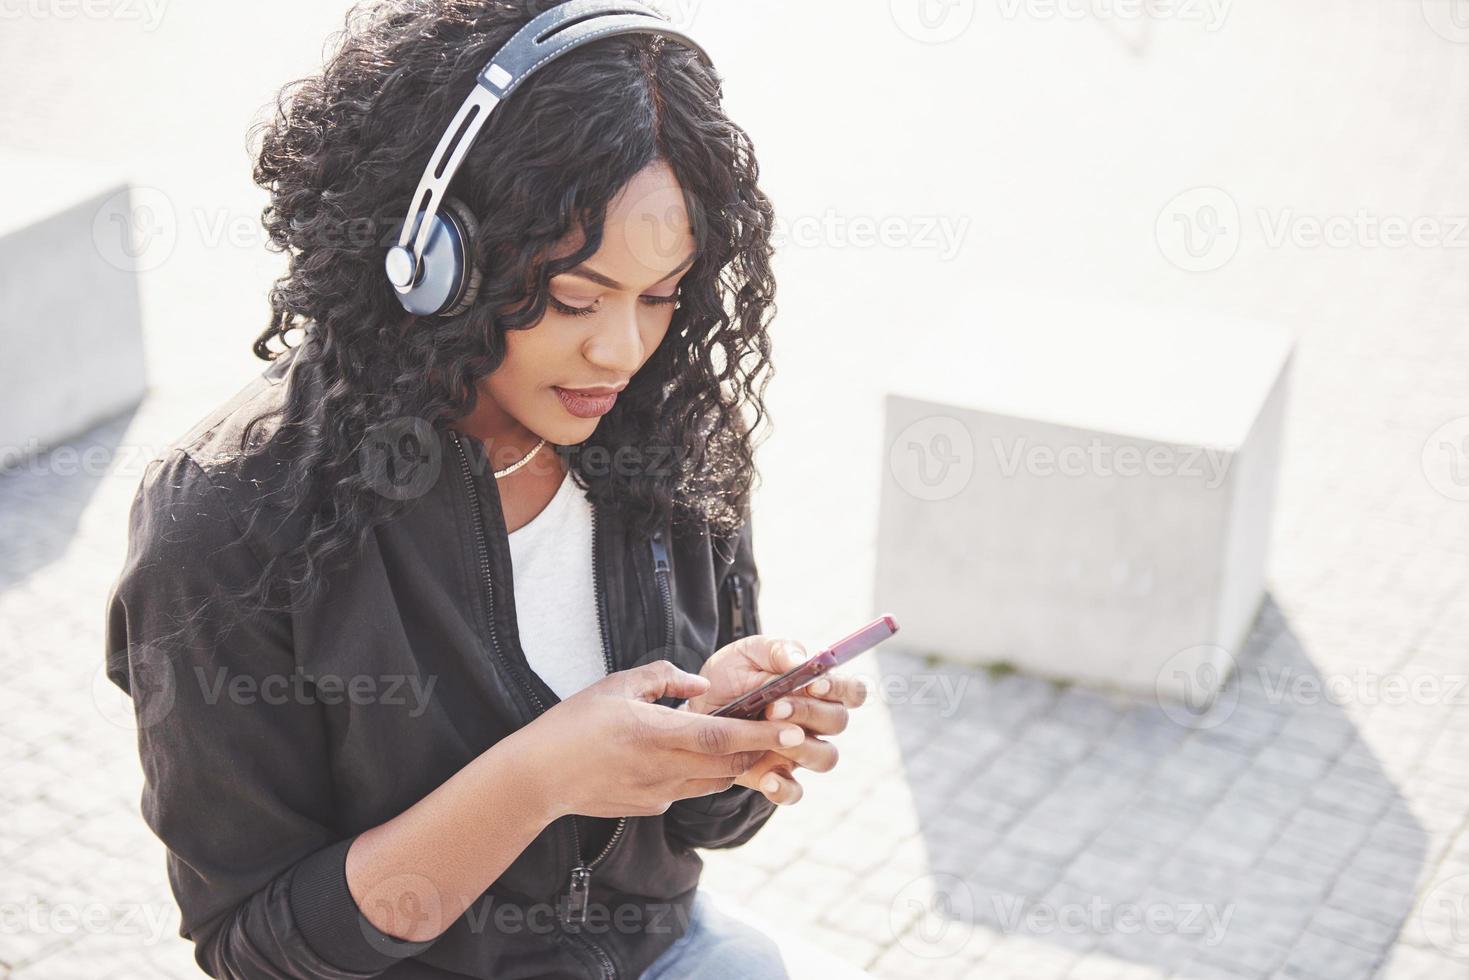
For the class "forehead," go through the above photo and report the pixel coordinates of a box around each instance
[552,163,697,286]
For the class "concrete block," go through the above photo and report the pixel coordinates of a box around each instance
[874,289,1294,701]
[0,148,147,471]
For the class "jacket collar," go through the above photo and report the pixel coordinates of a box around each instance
[442,427,635,709]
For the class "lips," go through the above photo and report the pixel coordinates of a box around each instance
[554,386,620,419]
[559,384,625,396]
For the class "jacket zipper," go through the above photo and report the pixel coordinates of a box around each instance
[454,433,544,718]
[452,434,621,979]
[649,529,675,648]
[559,501,626,979]
[726,572,749,640]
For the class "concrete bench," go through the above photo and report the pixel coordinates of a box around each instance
[875,289,1294,705]
[0,148,147,471]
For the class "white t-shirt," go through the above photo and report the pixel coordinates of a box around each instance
[505,470,608,701]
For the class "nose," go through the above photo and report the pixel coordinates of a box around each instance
[583,299,647,376]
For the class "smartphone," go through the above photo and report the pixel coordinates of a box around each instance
[709,614,900,719]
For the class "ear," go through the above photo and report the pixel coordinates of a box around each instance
[438,196,484,318]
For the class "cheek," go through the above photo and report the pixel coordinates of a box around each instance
[643,311,675,350]
[500,328,561,383]
[484,333,550,405]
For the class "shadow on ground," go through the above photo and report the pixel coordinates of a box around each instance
[879,596,1427,977]
[0,409,141,595]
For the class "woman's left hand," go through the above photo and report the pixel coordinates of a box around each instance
[680,635,869,805]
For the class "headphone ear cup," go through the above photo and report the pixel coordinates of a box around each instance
[439,196,484,317]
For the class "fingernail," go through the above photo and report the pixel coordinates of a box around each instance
[810,678,831,695]
[762,775,779,793]
[779,726,803,746]
[770,700,793,718]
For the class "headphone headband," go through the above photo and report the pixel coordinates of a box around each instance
[383,1,713,316]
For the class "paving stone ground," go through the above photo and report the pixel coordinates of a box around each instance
[4,3,1469,979]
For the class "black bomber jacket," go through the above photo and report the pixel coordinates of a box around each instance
[103,346,778,979]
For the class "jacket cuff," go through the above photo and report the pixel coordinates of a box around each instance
[690,783,765,816]
[288,837,439,974]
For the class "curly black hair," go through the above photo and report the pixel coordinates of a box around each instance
[222,0,776,616]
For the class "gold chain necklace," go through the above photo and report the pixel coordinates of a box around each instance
[493,437,547,479]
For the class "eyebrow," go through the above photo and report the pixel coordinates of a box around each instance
[561,250,699,291]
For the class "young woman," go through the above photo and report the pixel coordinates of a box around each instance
[104,2,869,978]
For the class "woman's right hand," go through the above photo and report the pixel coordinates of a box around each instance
[513,660,805,821]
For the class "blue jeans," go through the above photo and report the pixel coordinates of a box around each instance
[639,889,870,980]
[639,889,787,979]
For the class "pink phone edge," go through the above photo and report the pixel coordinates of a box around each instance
[708,613,899,718]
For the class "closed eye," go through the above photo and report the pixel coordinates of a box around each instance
[548,292,680,318]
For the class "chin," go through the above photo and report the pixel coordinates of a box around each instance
[528,414,590,447]
[559,418,602,444]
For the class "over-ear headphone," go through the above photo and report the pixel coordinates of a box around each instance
[383,0,713,317]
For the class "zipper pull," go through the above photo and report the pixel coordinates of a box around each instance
[650,531,670,575]
[728,573,747,638]
[563,864,592,928]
